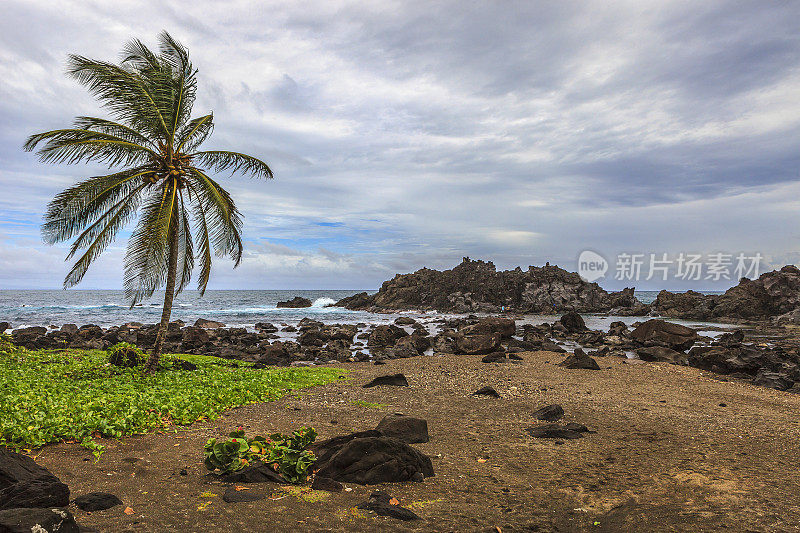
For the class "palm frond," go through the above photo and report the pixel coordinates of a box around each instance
[24,128,157,167]
[67,55,172,139]
[175,190,195,292]
[186,169,243,264]
[123,182,178,304]
[63,183,147,287]
[176,113,213,153]
[42,168,152,244]
[72,116,155,148]
[192,150,273,179]
[190,196,213,295]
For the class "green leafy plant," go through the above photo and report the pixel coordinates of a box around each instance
[0,344,343,456]
[203,427,317,484]
[203,431,253,473]
[107,342,145,368]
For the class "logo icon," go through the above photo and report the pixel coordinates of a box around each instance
[578,250,608,282]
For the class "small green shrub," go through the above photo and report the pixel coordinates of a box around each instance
[108,342,145,368]
[0,334,15,357]
[204,427,317,484]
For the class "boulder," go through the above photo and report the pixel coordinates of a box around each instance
[635,346,687,364]
[456,333,501,355]
[0,322,9,333]
[532,404,564,422]
[557,349,601,370]
[357,492,421,521]
[368,325,408,349]
[10,327,47,349]
[363,374,409,388]
[472,386,501,398]
[629,319,698,351]
[254,322,278,333]
[0,449,69,511]
[276,297,312,308]
[525,423,590,439]
[652,290,717,320]
[314,436,434,485]
[180,326,209,350]
[540,341,566,353]
[481,352,523,363]
[311,476,343,492]
[394,317,417,326]
[752,370,794,391]
[461,317,516,339]
[0,508,79,533]
[194,318,225,329]
[559,312,587,333]
[73,492,122,512]
[375,414,429,444]
[309,431,383,466]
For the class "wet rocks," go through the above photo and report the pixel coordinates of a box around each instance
[314,436,434,485]
[368,325,408,350]
[557,349,601,370]
[374,414,429,444]
[559,312,587,333]
[276,297,313,308]
[532,404,564,422]
[363,373,409,388]
[629,319,699,351]
[73,492,122,512]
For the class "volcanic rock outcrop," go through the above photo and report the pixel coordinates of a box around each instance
[336,258,641,314]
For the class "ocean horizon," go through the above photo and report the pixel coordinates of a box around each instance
[0,289,726,330]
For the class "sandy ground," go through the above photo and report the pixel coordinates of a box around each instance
[35,350,800,532]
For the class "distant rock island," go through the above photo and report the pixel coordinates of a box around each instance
[652,265,800,322]
[336,258,800,322]
[336,257,644,314]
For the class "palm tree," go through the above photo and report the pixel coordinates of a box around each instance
[24,32,272,373]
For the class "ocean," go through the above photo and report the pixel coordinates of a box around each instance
[0,289,729,333]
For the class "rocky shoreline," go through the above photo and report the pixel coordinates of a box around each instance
[335,258,800,324]
[6,309,800,393]
[5,260,800,392]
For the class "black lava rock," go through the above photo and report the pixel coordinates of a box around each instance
[374,414,429,444]
[532,404,564,422]
[314,437,434,485]
[472,386,501,398]
[73,492,122,512]
[363,373,409,388]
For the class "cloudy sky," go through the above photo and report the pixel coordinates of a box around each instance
[1,0,799,292]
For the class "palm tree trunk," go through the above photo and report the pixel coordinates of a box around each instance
[145,220,180,374]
